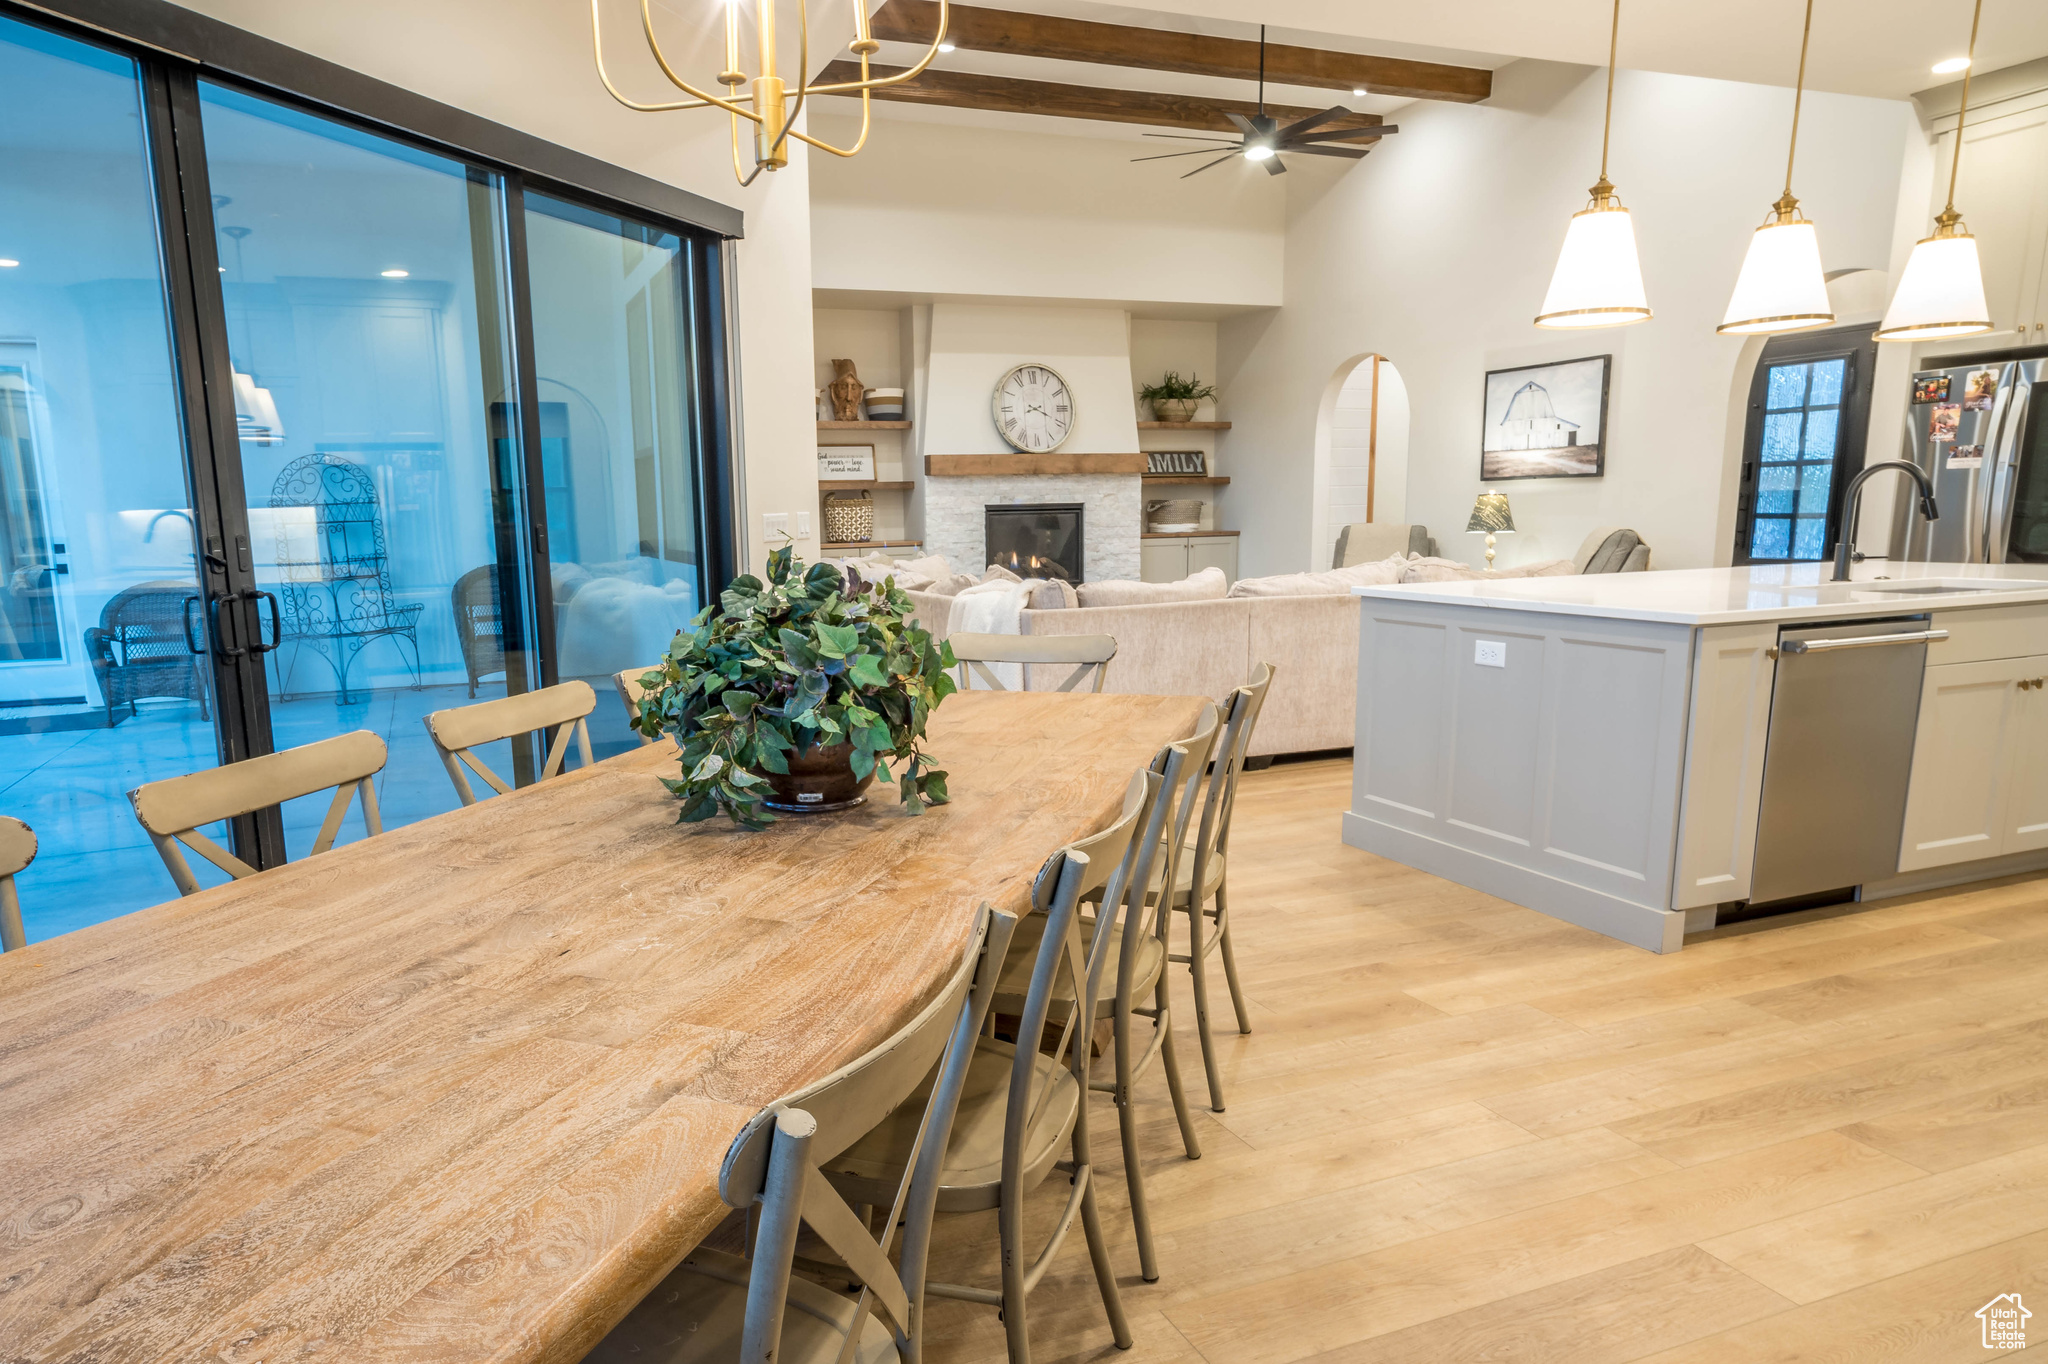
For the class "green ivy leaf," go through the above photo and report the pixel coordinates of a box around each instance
[847,652,889,689]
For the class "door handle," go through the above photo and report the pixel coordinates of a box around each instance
[182,596,206,656]
[1779,629,1950,654]
[208,592,247,659]
[249,591,281,655]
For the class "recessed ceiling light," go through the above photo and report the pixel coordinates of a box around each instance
[0,259,17,268]
[1352,87,1367,97]
[937,41,955,52]
[381,268,409,278]
[1244,144,1275,162]
[1932,56,1971,74]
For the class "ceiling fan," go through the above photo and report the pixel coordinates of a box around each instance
[1133,25,1398,179]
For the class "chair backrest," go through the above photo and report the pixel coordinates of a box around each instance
[0,816,35,952]
[613,666,659,747]
[948,631,1116,693]
[1335,523,1434,568]
[451,565,506,690]
[1191,662,1275,872]
[1573,526,1647,574]
[716,904,1019,1364]
[269,453,404,628]
[1125,705,1222,972]
[128,731,387,896]
[423,679,596,806]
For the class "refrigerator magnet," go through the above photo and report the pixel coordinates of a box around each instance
[1930,403,1961,443]
[1964,369,1999,410]
[1913,373,1951,404]
[1948,443,1984,470]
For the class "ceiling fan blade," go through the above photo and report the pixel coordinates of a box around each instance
[1277,106,1352,141]
[1262,153,1288,176]
[1304,124,1399,144]
[1286,144,1371,160]
[1133,146,1243,163]
[1222,111,1259,137]
[1181,150,1245,179]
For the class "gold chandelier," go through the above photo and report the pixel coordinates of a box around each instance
[592,0,948,186]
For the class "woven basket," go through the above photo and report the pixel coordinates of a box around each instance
[823,491,875,544]
[1147,498,1203,532]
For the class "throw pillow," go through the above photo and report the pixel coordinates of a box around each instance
[1076,566,1229,608]
[1027,578,1078,610]
[1226,554,1408,598]
[981,563,1023,584]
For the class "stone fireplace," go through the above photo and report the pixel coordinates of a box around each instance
[985,503,1085,583]
[921,473,1140,582]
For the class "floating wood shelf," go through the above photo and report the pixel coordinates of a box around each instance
[820,420,913,430]
[820,480,915,491]
[821,539,924,551]
[1142,474,1231,486]
[1138,420,1231,430]
[925,452,1146,477]
[1141,529,1239,538]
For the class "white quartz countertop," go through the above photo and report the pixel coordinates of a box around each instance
[1352,562,2048,626]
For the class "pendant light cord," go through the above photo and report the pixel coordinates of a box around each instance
[1597,0,1621,183]
[1782,0,1814,198]
[1943,0,1984,216]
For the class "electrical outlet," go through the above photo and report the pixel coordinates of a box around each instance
[1474,639,1506,668]
[796,510,812,538]
[763,512,791,542]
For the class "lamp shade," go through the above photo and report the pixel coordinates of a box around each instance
[1876,228,1992,342]
[1466,492,1515,534]
[1719,219,1833,334]
[1535,204,1652,329]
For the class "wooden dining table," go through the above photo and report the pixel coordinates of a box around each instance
[0,690,1204,1364]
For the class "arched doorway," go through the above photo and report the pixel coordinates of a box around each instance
[1311,354,1410,571]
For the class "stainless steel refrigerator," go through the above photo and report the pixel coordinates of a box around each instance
[1895,353,2048,564]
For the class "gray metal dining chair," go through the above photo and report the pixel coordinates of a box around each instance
[423,679,596,805]
[587,903,1018,1364]
[0,816,36,951]
[947,632,1116,693]
[826,773,1153,1364]
[128,731,387,897]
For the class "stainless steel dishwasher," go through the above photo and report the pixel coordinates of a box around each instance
[1746,615,1947,906]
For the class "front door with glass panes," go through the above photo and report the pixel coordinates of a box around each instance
[1734,325,1877,565]
[0,10,733,944]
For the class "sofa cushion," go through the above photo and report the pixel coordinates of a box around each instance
[1574,527,1643,574]
[1028,578,1078,609]
[1077,567,1228,608]
[1226,554,1408,598]
[1401,557,1577,583]
[1024,596,1250,702]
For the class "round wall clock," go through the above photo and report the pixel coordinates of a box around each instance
[991,363,1076,453]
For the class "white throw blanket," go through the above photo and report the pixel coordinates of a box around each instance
[945,577,1046,690]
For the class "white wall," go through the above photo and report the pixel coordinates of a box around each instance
[808,111,1284,309]
[168,0,820,573]
[1313,356,1412,568]
[921,304,1139,456]
[1128,319,1221,422]
[1217,59,1917,577]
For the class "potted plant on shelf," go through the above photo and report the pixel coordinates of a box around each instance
[1138,371,1216,423]
[631,545,957,829]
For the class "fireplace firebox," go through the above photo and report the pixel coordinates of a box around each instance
[985,503,1084,583]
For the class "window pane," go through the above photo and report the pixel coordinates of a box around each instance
[1757,463,1796,514]
[0,16,220,939]
[1803,406,1840,456]
[198,81,535,847]
[524,192,706,757]
[1807,357,1847,407]
[1791,516,1827,560]
[1762,412,1804,462]
[1798,467,1833,514]
[1752,517,1791,558]
[1766,363,1810,410]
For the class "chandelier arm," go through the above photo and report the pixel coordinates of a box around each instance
[634,0,764,121]
[788,56,875,158]
[732,110,771,186]
[803,0,949,94]
[591,0,726,112]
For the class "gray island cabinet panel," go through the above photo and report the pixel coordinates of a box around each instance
[1346,598,1694,952]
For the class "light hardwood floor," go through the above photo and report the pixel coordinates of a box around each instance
[919,756,2048,1364]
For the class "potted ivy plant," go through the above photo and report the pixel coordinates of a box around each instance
[1137,371,1217,423]
[630,545,957,830]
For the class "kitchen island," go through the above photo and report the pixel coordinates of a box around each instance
[1347,562,2048,952]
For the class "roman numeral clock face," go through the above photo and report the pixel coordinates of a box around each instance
[993,364,1075,453]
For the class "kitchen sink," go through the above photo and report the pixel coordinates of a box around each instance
[1850,578,2048,595]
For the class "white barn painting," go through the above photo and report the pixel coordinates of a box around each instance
[1482,354,1610,479]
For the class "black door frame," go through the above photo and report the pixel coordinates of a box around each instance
[1733,324,1880,565]
[8,1,743,870]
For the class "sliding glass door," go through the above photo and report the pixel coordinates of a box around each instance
[0,16,221,935]
[0,9,736,942]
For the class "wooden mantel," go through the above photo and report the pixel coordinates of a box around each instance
[924,452,1147,477]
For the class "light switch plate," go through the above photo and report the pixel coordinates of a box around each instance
[763,512,791,541]
[796,510,812,538]
[1474,639,1506,668]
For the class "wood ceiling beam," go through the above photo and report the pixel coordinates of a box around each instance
[868,0,1491,105]
[813,61,1387,137]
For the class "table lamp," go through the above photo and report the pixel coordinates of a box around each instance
[1466,492,1515,568]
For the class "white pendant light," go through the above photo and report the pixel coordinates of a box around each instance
[1878,0,1992,342]
[1536,0,1652,329]
[1720,0,1834,334]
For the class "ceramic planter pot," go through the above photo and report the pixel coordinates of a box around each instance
[864,387,906,421]
[1151,397,1200,422]
[758,740,876,813]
